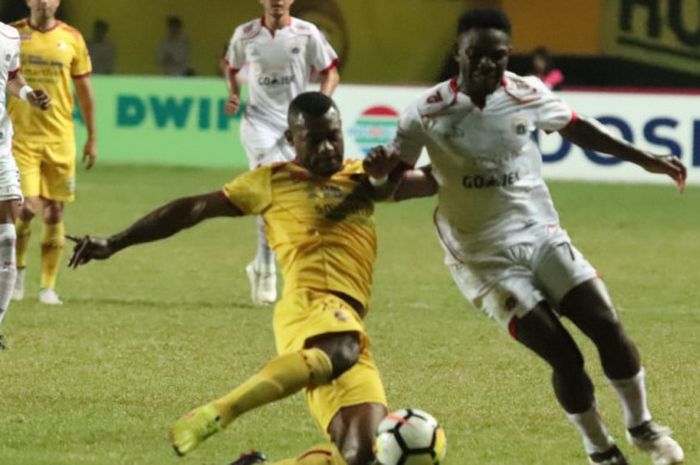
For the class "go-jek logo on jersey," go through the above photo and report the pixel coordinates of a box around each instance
[350,106,399,154]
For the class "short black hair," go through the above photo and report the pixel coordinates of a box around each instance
[287,92,339,126]
[457,8,512,36]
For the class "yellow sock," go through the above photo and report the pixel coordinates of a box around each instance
[213,348,332,425]
[15,218,32,269]
[40,222,64,289]
[272,443,346,465]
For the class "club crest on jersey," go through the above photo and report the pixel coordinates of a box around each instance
[512,117,528,135]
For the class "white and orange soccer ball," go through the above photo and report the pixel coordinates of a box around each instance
[374,408,447,465]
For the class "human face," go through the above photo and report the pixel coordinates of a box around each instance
[26,0,60,22]
[287,109,344,178]
[259,0,295,19]
[455,28,511,98]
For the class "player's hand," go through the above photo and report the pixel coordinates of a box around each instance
[224,94,240,115]
[641,153,687,192]
[27,89,51,111]
[83,137,97,170]
[66,234,114,269]
[364,145,401,180]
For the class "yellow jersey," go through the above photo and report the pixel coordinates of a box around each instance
[222,160,376,309]
[8,19,91,143]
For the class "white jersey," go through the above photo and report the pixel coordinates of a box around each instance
[0,22,21,155]
[394,71,575,256]
[226,17,338,128]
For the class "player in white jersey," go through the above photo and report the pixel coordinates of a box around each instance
[367,9,687,465]
[224,0,340,306]
[0,22,50,349]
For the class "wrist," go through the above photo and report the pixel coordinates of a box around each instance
[19,85,34,101]
[369,175,388,187]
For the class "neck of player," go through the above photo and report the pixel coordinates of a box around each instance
[265,13,291,31]
[30,13,56,31]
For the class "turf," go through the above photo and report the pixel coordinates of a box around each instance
[1,165,697,465]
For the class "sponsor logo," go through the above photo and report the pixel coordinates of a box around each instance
[257,74,295,86]
[350,106,399,154]
[512,117,528,135]
[462,170,520,189]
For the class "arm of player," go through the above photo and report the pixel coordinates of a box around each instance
[67,191,242,268]
[319,67,340,97]
[6,72,51,110]
[74,76,98,170]
[560,116,687,191]
[363,146,438,201]
[224,68,241,116]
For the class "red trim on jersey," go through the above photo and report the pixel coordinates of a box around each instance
[8,68,20,80]
[260,15,291,37]
[508,317,518,339]
[319,58,339,74]
[28,19,61,33]
[71,71,92,79]
[502,76,541,105]
[560,111,579,131]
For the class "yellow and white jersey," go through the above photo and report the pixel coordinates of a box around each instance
[8,19,91,143]
[222,159,376,309]
[0,22,21,154]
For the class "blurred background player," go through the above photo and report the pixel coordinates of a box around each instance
[224,0,340,306]
[530,46,564,90]
[66,92,432,465]
[156,16,192,77]
[0,20,51,348]
[87,19,115,75]
[9,0,96,305]
[373,8,685,465]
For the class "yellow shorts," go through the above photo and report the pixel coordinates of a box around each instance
[273,289,387,433]
[13,139,76,202]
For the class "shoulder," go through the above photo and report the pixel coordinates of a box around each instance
[501,71,551,104]
[57,22,86,42]
[0,22,20,40]
[233,18,264,41]
[9,19,29,33]
[412,79,459,118]
[289,18,320,36]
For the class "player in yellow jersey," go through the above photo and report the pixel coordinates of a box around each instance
[67,92,434,465]
[9,0,97,305]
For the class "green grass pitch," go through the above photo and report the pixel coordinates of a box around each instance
[1,165,698,465]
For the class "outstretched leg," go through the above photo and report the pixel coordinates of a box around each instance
[561,279,684,464]
[169,331,360,456]
[512,302,621,461]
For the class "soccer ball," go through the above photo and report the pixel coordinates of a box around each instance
[374,408,447,465]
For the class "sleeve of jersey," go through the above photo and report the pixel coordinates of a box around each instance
[71,32,93,78]
[307,26,339,73]
[221,167,272,215]
[390,103,425,167]
[226,30,245,72]
[9,45,20,75]
[534,85,575,132]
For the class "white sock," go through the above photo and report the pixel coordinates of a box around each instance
[255,216,275,274]
[566,404,615,455]
[0,223,17,327]
[609,367,652,429]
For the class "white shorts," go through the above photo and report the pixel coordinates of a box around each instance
[240,117,295,169]
[442,224,597,329]
[0,153,23,202]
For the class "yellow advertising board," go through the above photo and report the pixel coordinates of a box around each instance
[601,0,700,75]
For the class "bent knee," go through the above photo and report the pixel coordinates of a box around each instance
[329,336,361,378]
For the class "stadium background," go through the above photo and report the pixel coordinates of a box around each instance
[1,2,699,465]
